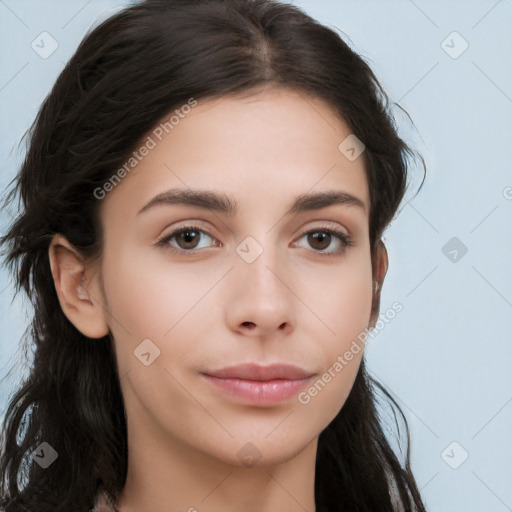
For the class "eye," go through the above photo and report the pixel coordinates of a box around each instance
[294,226,353,257]
[155,223,218,254]
[155,223,353,257]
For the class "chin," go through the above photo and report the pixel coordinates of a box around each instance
[204,432,315,469]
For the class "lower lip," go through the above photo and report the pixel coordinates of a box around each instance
[202,374,313,405]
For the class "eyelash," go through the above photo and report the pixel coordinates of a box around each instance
[155,223,354,257]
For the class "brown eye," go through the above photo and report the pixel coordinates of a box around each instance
[156,225,218,254]
[175,229,201,250]
[295,227,353,257]
[307,231,332,251]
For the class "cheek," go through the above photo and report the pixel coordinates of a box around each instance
[101,243,235,382]
[301,257,373,347]
[297,277,370,423]
[100,245,209,368]
[299,257,372,403]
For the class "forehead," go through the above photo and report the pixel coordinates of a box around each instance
[100,87,370,220]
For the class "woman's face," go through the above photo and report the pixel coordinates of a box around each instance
[93,87,376,467]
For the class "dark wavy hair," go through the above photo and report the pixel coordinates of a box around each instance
[0,0,427,510]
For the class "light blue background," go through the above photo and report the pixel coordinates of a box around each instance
[1,1,511,510]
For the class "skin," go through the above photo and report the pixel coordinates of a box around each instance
[49,86,388,512]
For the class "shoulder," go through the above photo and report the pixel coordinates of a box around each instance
[89,481,119,512]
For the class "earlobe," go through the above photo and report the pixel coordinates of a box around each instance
[48,234,109,339]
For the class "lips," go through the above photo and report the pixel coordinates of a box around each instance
[203,363,315,381]
[201,363,316,405]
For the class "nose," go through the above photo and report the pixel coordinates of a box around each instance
[225,242,297,339]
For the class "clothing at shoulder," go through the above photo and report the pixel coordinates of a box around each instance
[89,481,119,512]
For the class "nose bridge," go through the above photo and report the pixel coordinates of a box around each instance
[235,233,285,296]
[226,232,296,334]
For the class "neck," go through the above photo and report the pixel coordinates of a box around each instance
[116,394,318,512]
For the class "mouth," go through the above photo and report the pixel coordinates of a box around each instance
[201,363,316,406]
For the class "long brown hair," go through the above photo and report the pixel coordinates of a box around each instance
[0,1,426,510]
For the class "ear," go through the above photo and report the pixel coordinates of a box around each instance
[48,234,109,339]
[368,239,389,329]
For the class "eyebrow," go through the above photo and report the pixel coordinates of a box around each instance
[137,188,366,217]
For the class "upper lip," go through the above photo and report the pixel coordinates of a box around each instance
[203,363,315,381]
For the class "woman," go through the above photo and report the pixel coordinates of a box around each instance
[0,0,427,511]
